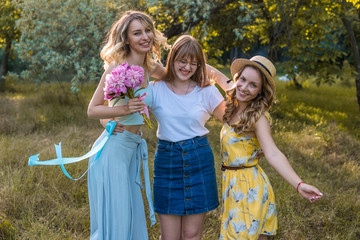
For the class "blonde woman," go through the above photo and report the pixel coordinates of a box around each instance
[87,11,168,239]
[220,56,323,240]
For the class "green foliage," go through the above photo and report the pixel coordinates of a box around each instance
[6,0,359,98]
[146,0,235,58]
[147,0,214,34]
[278,1,346,85]
[147,0,359,93]
[14,0,138,92]
[0,0,21,90]
[0,0,20,47]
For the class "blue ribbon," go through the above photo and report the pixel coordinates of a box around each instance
[28,120,156,226]
[28,121,117,180]
[135,138,156,226]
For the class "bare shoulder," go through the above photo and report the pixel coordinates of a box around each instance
[99,61,117,78]
[258,113,270,123]
[106,61,118,72]
[255,113,277,153]
[256,113,271,132]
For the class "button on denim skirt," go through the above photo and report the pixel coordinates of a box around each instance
[153,135,219,215]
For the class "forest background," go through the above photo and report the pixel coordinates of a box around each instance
[0,0,359,239]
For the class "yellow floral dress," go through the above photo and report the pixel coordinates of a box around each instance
[219,123,277,240]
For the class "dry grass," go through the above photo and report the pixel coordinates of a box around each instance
[0,80,359,239]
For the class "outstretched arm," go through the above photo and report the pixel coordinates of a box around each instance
[256,114,323,203]
[87,62,144,119]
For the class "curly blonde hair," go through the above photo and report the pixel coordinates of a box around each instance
[223,65,275,134]
[100,11,168,71]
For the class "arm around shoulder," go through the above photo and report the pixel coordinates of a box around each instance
[206,64,233,91]
[206,84,225,122]
[212,100,225,123]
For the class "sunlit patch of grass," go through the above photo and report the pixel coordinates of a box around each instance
[341,161,360,181]
[266,120,360,239]
[292,103,348,126]
[273,80,360,138]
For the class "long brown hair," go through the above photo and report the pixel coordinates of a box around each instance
[223,65,275,134]
[162,35,207,86]
[100,11,168,71]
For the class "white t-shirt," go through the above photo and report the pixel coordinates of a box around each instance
[149,81,224,142]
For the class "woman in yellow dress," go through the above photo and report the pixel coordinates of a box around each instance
[219,56,323,240]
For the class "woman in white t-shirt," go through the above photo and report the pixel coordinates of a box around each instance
[104,34,230,239]
[149,35,225,240]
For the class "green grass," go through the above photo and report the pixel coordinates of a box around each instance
[0,79,359,239]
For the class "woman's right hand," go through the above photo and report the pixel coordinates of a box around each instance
[298,183,323,204]
[127,97,145,114]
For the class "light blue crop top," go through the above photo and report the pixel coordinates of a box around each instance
[109,75,152,125]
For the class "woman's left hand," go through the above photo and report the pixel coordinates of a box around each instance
[298,183,323,203]
[112,121,125,134]
[100,119,125,135]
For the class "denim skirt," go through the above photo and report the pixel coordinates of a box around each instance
[153,135,219,215]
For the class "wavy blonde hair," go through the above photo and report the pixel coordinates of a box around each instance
[100,11,168,71]
[162,35,207,87]
[223,65,275,134]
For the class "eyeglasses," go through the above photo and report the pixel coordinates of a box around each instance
[177,59,199,69]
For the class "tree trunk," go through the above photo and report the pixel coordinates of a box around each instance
[342,17,360,113]
[356,75,360,113]
[267,43,278,63]
[292,75,303,89]
[0,41,11,91]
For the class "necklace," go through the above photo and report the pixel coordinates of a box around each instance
[171,81,191,95]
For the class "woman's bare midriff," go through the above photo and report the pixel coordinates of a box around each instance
[122,124,142,135]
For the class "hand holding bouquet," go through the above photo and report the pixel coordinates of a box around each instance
[103,62,153,129]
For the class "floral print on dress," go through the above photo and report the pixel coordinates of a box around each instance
[220,123,278,240]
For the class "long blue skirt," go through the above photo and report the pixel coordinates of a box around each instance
[88,130,149,240]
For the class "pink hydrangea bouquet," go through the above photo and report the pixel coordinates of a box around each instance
[103,62,153,129]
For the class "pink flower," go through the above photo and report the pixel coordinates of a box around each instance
[103,62,144,100]
[103,62,153,129]
[125,67,144,88]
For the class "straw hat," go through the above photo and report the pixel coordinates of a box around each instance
[230,55,276,88]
